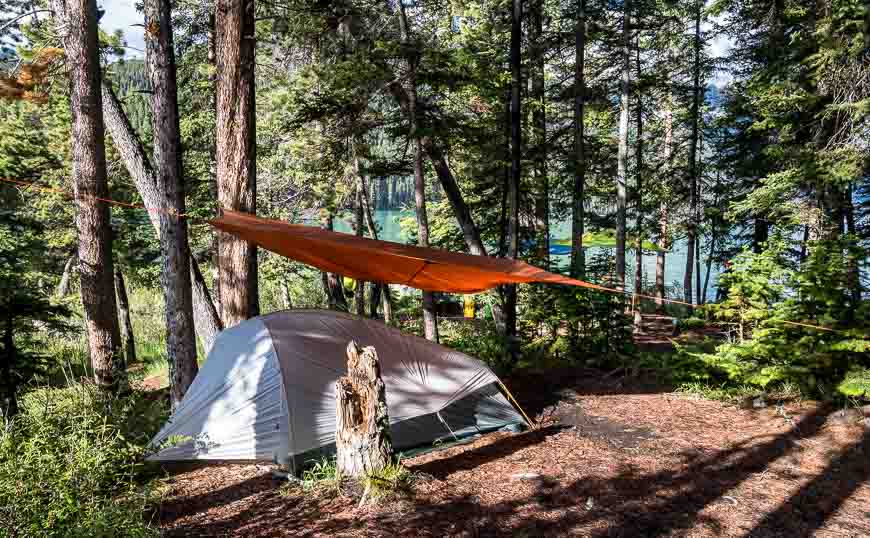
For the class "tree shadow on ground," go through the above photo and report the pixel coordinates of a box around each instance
[161,402,870,537]
[411,425,564,480]
[505,366,675,418]
[160,473,280,527]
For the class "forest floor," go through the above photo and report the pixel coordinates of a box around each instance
[154,316,870,537]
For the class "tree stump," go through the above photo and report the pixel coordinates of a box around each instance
[335,341,392,478]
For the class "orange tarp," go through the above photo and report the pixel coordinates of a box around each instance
[210,210,607,294]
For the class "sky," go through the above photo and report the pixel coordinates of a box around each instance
[102,0,145,57]
[100,0,734,84]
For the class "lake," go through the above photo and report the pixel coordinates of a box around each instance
[333,209,720,302]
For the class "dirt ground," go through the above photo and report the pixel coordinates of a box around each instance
[157,368,870,537]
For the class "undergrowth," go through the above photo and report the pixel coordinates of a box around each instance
[0,383,168,537]
[288,456,415,502]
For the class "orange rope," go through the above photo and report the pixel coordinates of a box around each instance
[1,176,864,338]
[0,177,194,219]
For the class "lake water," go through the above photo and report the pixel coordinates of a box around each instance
[333,209,720,302]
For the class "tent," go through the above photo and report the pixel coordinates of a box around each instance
[147,310,527,468]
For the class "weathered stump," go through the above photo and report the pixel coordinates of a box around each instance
[335,341,392,478]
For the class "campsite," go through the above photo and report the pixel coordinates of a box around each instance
[1,0,868,536]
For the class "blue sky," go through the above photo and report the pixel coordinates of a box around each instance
[102,0,144,57]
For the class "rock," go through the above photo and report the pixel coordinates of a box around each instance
[738,396,766,409]
[830,408,864,425]
[862,404,870,417]
[511,472,542,482]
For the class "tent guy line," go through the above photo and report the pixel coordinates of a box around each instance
[0,176,861,337]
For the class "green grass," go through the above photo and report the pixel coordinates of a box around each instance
[288,456,415,502]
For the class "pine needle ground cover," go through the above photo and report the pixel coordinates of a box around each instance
[156,372,870,537]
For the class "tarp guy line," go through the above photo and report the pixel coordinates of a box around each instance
[2,177,863,337]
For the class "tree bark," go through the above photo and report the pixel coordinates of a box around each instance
[505,0,522,341]
[51,0,122,389]
[616,0,630,292]
[571,0,586,279]
[320,213,349,311]
[216,0,258,328]
[633,37,644,330]
[281,281,292,310]
[397,3,438,341]
[387,82,487,257]
[56,253,76,297]
[684,0,703,306]
[114,269,136,368]
[655,65,674,312]
[100,79,223,355]
[353,187,366,316]
[357,172,393,323]
[335,340,392,478]
[145,0,200,407]
[530,0,548,268]
[844,183,861,305]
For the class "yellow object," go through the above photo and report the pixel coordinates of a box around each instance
[463,295,475,318]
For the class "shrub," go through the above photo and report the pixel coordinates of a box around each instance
[0,383,167,536]
[521,284,633,368]
[678,317,706,331]
[696,239,870,398]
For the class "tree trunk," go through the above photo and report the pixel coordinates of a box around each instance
[357,171,393,323]
[844,184,861,305]
[145,0,199,408]
[702,231,716,305]
[100,79,223,354]
[656,67,674,312]
[51,0,122,390]
[368,282,380,318]
[752,218,768,254]
[684,0,703,306]
[216,0,258,328]
[695,128,703,304]
[531,0,548,267]
[353,187,366,316]
[114,269,136,367]
[208,11,221,321]
[505,0,522,342]
[397,3,438,341]
[321,213,349,311]
[387,82,487,257]
[335,341,392,478]
[616,0,630,292]
[56,253,76,297]
[633,38,644,330]
[571,0,586,279]
[281,281,292,310]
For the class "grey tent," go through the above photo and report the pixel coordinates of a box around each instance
[147,310,526,467]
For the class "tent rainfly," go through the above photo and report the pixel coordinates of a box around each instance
[147,310,527,468]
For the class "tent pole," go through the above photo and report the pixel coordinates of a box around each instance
[497,380,536,429]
